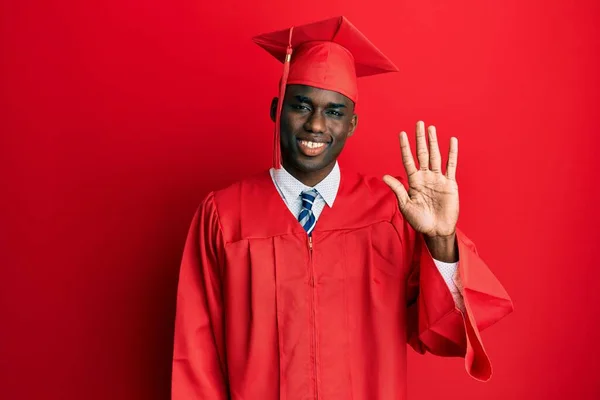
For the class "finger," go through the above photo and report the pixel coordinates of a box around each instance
[399,131,417,176]
[383,175,410,211]
[415,121,429,170]
[446,137,459,181]
[428,125,442,172]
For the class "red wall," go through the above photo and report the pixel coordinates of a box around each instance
[2,0,599,399]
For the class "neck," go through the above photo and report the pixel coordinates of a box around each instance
[282,160,336,187]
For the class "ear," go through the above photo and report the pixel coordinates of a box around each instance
[347,113,359,137]
[270,97,278,122]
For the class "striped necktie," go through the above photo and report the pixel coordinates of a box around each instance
[298,189,318,236]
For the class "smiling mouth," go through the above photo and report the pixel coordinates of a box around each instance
[297,138,330,157]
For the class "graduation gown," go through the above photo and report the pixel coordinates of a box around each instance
[172,170,513,400]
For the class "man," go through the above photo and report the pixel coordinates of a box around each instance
[172,16,513,400]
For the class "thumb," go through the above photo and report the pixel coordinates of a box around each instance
[383,175,409,211]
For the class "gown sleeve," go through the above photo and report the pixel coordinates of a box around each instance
[172,193,229,399]
[397,207,514,381]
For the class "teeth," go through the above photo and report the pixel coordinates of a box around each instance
[300,140,325,149]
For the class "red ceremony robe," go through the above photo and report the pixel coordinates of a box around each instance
[172,170,513,400]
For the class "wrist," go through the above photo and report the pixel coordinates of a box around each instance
[424,232,458,263]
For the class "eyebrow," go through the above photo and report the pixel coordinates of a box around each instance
[294,95,347,109]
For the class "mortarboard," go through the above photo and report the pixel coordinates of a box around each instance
[253,16,399,168]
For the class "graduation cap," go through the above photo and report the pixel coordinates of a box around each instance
[253,16,399,168]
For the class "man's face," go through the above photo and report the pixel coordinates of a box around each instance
[272,84,358,176]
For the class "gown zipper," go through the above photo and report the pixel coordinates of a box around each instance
[308,235,319,399]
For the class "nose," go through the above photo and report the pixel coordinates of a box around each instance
[304,111,326,133]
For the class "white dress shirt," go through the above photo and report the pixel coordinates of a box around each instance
[269,162,464,310]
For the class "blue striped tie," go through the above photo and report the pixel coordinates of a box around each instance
[298,189,318,236]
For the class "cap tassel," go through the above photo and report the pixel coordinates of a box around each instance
[273,27,294,169]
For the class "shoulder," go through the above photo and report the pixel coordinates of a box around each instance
[200,171,275,239]
[341,169,405,201]
[210,170,273,205]
[336,168,405,221]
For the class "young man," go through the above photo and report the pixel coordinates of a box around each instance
[172,16,513,400]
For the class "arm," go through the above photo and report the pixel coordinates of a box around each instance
[384,121,513,381]
[172,193,228,399]
[427,234,466,311]
[404,224,513,381]
[432,258,465,312]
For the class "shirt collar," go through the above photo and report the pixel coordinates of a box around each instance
[272,162,340,207]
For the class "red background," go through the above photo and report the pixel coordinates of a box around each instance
[2,0,599,399]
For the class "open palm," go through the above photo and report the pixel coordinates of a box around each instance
[383,121,459,238]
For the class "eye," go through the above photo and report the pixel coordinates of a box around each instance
[326,110,344,117]
[290,104,310,111]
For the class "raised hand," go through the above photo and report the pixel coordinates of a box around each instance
[383,121,459,241]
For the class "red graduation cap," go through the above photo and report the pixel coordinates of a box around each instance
[253,16,399,168]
